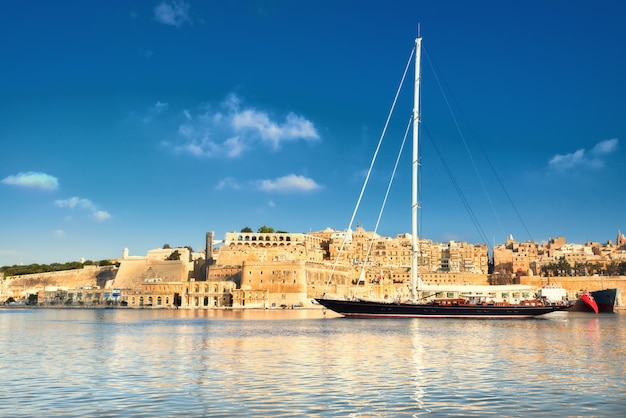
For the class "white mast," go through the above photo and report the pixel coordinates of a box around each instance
[411,35,422,302]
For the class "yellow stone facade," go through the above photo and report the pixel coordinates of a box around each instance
[493,232,626,277]
[16,228,626,311]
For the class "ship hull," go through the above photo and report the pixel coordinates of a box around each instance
[315,298,568,319]
[568,288,618,313]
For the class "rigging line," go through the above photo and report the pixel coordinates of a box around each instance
[355,115,412,295]
[441,102,535,243]
[423,46,505,241]
[424,46,534,243]
[423,123,491,247]
[323,46,416,295]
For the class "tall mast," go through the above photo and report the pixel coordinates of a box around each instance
[411,36,422,302]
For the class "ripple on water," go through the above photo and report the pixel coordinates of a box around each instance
[1,310,625,417]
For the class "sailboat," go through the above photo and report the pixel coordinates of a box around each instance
[315,35,569,318]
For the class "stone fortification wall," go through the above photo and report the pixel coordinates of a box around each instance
[218,243,322,265]
[519,275,626,308]
[241,260,308,306]
[2,266,117,300]
[304,261,357,299]
[113,258,191,290]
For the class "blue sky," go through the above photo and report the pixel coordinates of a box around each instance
[1,0,625,265]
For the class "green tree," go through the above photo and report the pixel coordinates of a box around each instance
[241,227,253,233]
[163,243,171,249]
[257,225,274,233]
[26,294,38,305]
[543,262,559,277]
[555,258,571,276]
[167,250,181,260]
[573,261,587,276]
[588,262,603,275]
[606,261,620,276]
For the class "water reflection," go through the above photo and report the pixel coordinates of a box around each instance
[1,309,625,416]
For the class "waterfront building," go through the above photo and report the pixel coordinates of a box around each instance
[124,279,235,308]
[327,226,489,275]
[3,228,625,310]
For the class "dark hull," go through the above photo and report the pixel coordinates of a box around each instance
[315,298,568,319]
[568,288,618,313]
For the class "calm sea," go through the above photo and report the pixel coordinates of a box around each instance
[1,308,625,417]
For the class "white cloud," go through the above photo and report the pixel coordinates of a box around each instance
[143,101,168,124]
[548,149,585,170]
[55,197,97,211]
[256,174,321,192]
[233,110,319,149]
[154,1,191,27]
[54,196,111,222]
[92,210,112,222]
[168,93,319,158]
[55,229,65,238]
[591,138,618,156]
[2,171,59,191]
[216,177,241,190]
[223,136,247,157]
[549,138,619,171]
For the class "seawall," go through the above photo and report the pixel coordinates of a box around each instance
[1,266,117,300]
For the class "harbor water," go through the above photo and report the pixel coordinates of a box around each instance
[1,308,625,417]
